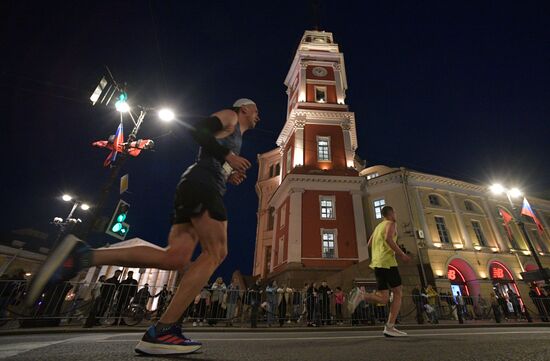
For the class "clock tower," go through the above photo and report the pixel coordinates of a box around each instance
[253,30,368,285]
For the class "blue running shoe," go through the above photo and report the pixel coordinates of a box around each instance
[135,325,202,355]
[25,234,91,307]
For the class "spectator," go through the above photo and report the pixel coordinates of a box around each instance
[507,289,520,319]
[248,279,262,328]
[305,282,317,327]
[208,277,226,325]
[84,275,106,327]
[114,271,138,326]
[424,285,439,324]
[411,285,424,324]
[456,291,465,324]
[334,287,345,325]
[99,270,122,318]
[224,279,240,326]
[193,286,210,326]
[135,284,153,308]
[265,280,278,327]
[318,281,332,325]
[154,284,170,318]
[290,287,301,322]
[490,292,502,323]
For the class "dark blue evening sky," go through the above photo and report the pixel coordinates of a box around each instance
[2,1,549,281]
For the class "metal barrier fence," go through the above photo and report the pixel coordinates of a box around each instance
[1,280,549,328]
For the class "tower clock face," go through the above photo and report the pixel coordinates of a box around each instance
[312,66,328,77]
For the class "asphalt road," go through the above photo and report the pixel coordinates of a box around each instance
[1,327,550,361]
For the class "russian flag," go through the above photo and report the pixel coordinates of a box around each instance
[521,198,544,235]
[104,122,124,167]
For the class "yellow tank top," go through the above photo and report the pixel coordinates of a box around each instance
[369,220,398,269]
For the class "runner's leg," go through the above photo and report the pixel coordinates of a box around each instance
[159,211,227,324]
[387,285,403,325]
[91,224,198,270]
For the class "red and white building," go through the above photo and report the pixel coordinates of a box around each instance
[253,30,368,286]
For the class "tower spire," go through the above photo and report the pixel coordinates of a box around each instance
[311,0,321,30]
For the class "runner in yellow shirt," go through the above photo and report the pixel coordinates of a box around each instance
[360,205,411,337]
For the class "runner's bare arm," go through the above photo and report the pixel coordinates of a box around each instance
[384,222,410,261]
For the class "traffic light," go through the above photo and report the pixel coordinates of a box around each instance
[106,200,130,240]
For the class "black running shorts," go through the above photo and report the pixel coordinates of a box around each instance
[374,267,402,291]
[172,180,227,224]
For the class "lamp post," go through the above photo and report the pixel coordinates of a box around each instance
[53,194,91,248]
[489,184,550,288]
[80,99,175,240]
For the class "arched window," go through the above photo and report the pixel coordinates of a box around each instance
[464,200,475,212]
[429,194,441,206]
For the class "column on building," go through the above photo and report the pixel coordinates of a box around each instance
[341,117,355,168]
[287,188,304,263]
[481,198,509,252]
[298,62,307,102]
[351,190,369,261]
[269,208,279,273]
[333,63,344,104]
[449,193,473,249]
[293,116,306,167]
[414,188,433,246]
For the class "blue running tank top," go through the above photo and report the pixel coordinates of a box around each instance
[181,119,242,196]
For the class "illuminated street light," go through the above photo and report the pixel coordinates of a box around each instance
[115,100,130,113]
[509,187,522,198]
[489,183,505,195]
[80,203,90,211]
[488,182,550,287]
[62,194,73,202]
[158,108,175,122]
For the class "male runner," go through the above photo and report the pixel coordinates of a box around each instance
[26,98,260,355]
[355,205,411,337]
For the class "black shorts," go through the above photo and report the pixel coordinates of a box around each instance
[374,267,402,291]
[172,180,227,224]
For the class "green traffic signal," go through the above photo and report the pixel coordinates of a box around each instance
[117,213,126,223]
[112,223,122,232]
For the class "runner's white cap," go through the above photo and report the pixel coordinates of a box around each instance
[233,98,256,107]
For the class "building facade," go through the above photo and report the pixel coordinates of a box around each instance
[362,165,550,302]
[254,30,368,286]
[253,30,550,310]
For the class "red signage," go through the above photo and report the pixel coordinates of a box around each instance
[492,267,505,279]
[447,269,456,281]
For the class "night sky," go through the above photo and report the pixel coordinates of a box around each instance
[2,1,549,282]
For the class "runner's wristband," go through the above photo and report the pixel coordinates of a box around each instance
[191,116,230,163]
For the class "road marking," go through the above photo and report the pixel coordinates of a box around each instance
[0,341,66,359]
[95,330,550,343]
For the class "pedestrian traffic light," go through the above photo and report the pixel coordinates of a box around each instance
[106,199,130,240]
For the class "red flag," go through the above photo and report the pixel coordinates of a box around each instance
[521,198,545,236]
[499,208,514,240]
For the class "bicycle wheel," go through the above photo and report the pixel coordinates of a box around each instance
[122,304,144,326]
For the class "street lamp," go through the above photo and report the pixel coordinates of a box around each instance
[53,194,91,248]
[158,108,175,122]
[490,183,550,288]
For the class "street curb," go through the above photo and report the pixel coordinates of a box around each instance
[1,322,548,336]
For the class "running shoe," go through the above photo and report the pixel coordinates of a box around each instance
[25,234,91,307]
[135,325,202,355]
[348,289,365,314]
[383,325,408,337]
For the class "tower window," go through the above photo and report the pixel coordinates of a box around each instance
[317,136,331,161]
[315,86,327,103]
[373,199,386,219]
[267,207,275,231]
[435,216,452,244]
[471,220,487,247]
[286,149,292,174]
[321,229,337,258]
[320,196,336,220]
